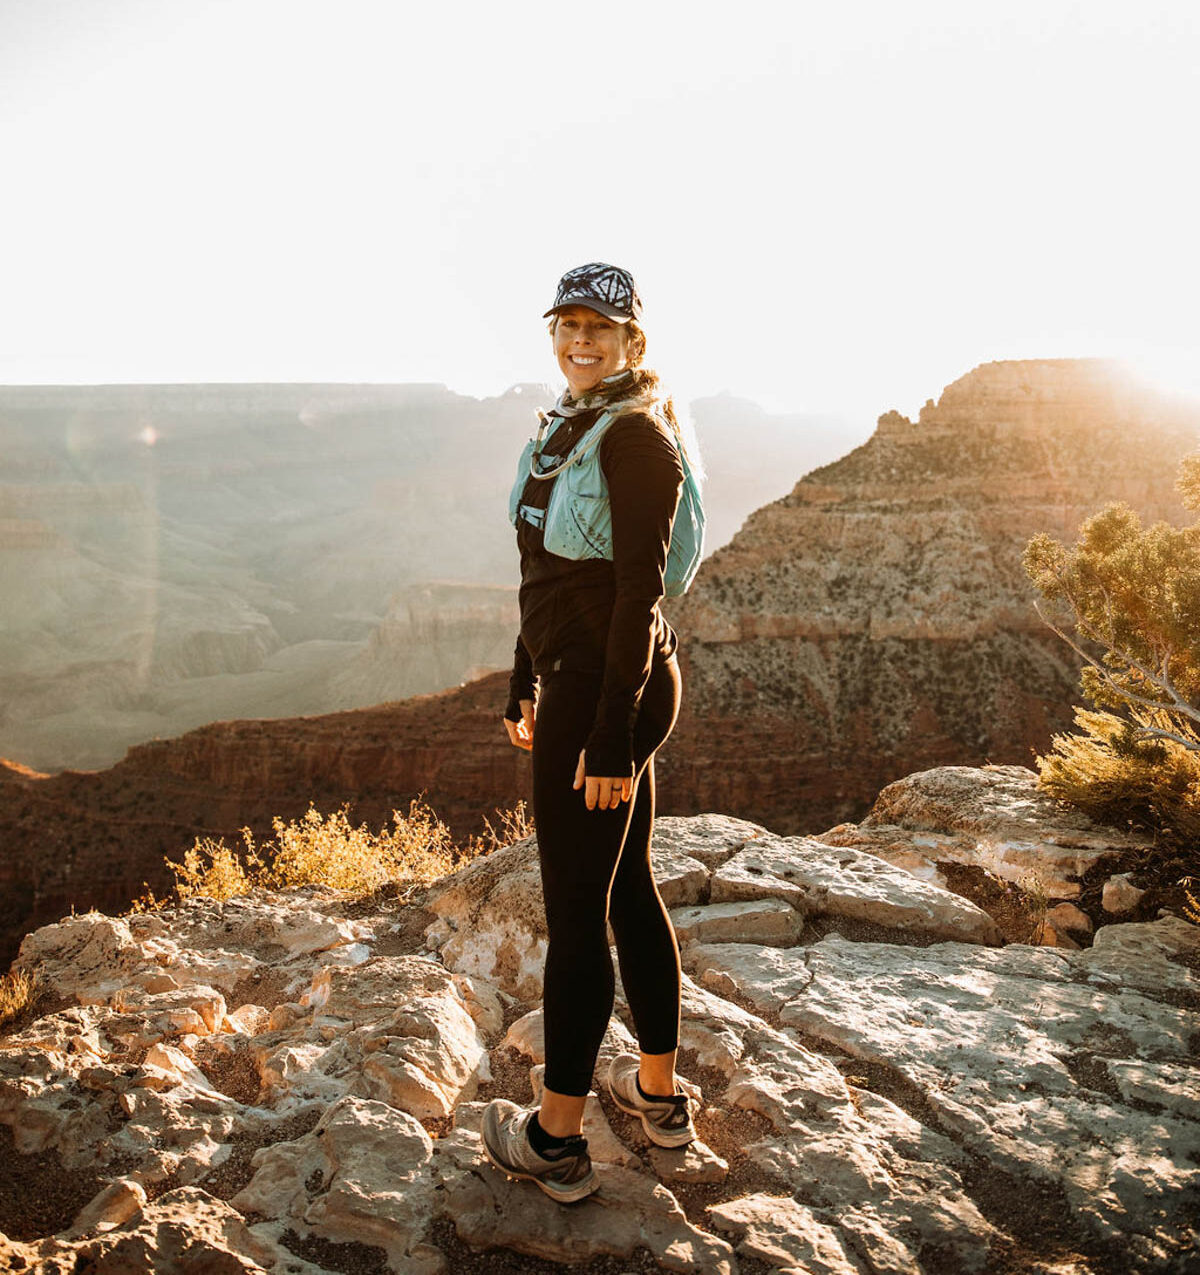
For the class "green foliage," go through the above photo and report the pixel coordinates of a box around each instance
[1023,452,1200,859]
[1023,461,1200,749]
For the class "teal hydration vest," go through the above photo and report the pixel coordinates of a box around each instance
[508,405,705,597]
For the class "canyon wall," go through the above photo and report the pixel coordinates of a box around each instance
[665,359,1198,829]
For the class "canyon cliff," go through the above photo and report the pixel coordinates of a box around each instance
[666,358,1198,828]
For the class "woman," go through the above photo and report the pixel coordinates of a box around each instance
[481,262,701,1203]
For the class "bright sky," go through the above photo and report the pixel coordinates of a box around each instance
[2,0,1197,422]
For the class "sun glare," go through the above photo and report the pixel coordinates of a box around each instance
[138,426,159,446]
[1125,350,1200,406]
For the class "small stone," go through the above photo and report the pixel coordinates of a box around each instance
[227,1003,271,1036]
[1035,920,1081,950]
[647,1139,729,1184]
[267,1001,307,1031]
[1103,873,1147,915]
[1045,902,1093,937]
[67,1178,147,1236]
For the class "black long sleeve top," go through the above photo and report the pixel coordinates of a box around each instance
[505,406,684,775]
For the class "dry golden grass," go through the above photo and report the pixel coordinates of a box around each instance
[158,798,531,906]
[1036,707,1200,843]
[0,966,38,1031]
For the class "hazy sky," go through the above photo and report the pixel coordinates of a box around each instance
[2,0,1197,422]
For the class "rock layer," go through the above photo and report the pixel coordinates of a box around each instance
[667,358,1199,831]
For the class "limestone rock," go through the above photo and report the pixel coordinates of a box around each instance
[683,942,815,1017]
[424,834,547,1000]
[670,898,804,948]
[66,1179,148,1237]
[437,1127,738,1273]
[1045,901,1093,937]
[850,764,1139,897]
[264,955,491,1118]
[713,834,1002,944]
[63,1186,292,1273]
[709,1192,866,1274]
[1102,871,1147,914]
[780,924,1200,1262]
[650,813,774,870]
[647,1139,730,1184]
[4,808,1196,1274]
[232,1095,444,1275]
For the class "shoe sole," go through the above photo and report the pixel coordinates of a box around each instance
[608,1088,696,1149]
[481,1139,600,1204]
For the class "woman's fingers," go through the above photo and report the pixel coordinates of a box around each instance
[576,767,634,810]
[503,716,533,751]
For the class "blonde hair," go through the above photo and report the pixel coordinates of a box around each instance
[548,314,704,475]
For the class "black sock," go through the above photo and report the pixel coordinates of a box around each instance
[636,1075,678,1103]
[528,1111,584,1158]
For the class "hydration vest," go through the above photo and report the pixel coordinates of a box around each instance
[508,405,705,597]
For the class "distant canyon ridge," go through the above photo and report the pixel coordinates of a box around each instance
[2,357,1195,964]
[0,382,853,772]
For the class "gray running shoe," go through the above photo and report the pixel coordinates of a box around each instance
[480,1099,599,1203]
[606,1053,697,1148]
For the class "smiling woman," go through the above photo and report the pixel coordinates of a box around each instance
[480,262,704,1203]
[552,307,631,397]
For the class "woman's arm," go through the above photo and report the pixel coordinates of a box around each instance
[581,413,684,791]
[504,634,536,750]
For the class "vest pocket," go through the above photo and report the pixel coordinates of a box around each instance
[548,460,611,558]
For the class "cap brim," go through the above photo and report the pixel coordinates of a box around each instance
[543,298,633,323]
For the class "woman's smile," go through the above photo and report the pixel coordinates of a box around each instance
[553,305,630,398]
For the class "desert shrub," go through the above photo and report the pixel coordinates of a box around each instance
[1023,454,1200,868]
[1034,706,1200,841]
[160,798,530,905]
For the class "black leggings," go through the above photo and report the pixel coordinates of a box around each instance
[533,656,682,1097]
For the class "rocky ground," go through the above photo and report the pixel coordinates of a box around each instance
[1,765,1197,1274]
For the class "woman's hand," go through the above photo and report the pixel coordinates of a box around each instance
[573,750,633,811]
[504,699,535,751]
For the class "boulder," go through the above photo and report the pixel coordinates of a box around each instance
[825,764,1143,898]
[712,835,1002,944]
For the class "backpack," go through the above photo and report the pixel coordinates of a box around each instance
[508,405,705,597]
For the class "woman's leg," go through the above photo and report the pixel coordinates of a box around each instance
[533,671,633,1115]
[533,658,681,1119]
[607,658,683,1086]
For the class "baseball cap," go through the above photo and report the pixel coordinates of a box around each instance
[543,262,643,323]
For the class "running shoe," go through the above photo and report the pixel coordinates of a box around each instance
[480,1099,599,1203]
[605,1053,696,1148]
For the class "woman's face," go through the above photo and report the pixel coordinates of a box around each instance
[553,305,630,398]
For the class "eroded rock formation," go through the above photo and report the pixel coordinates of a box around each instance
[2,769,1196,1272]
[665,358,1200,832]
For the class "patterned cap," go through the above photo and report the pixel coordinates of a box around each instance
[543,262,643,323]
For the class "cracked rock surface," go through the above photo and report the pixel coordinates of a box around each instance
[2,773,1197,1274]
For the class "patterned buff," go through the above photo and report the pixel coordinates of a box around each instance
[548,369,637,420]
